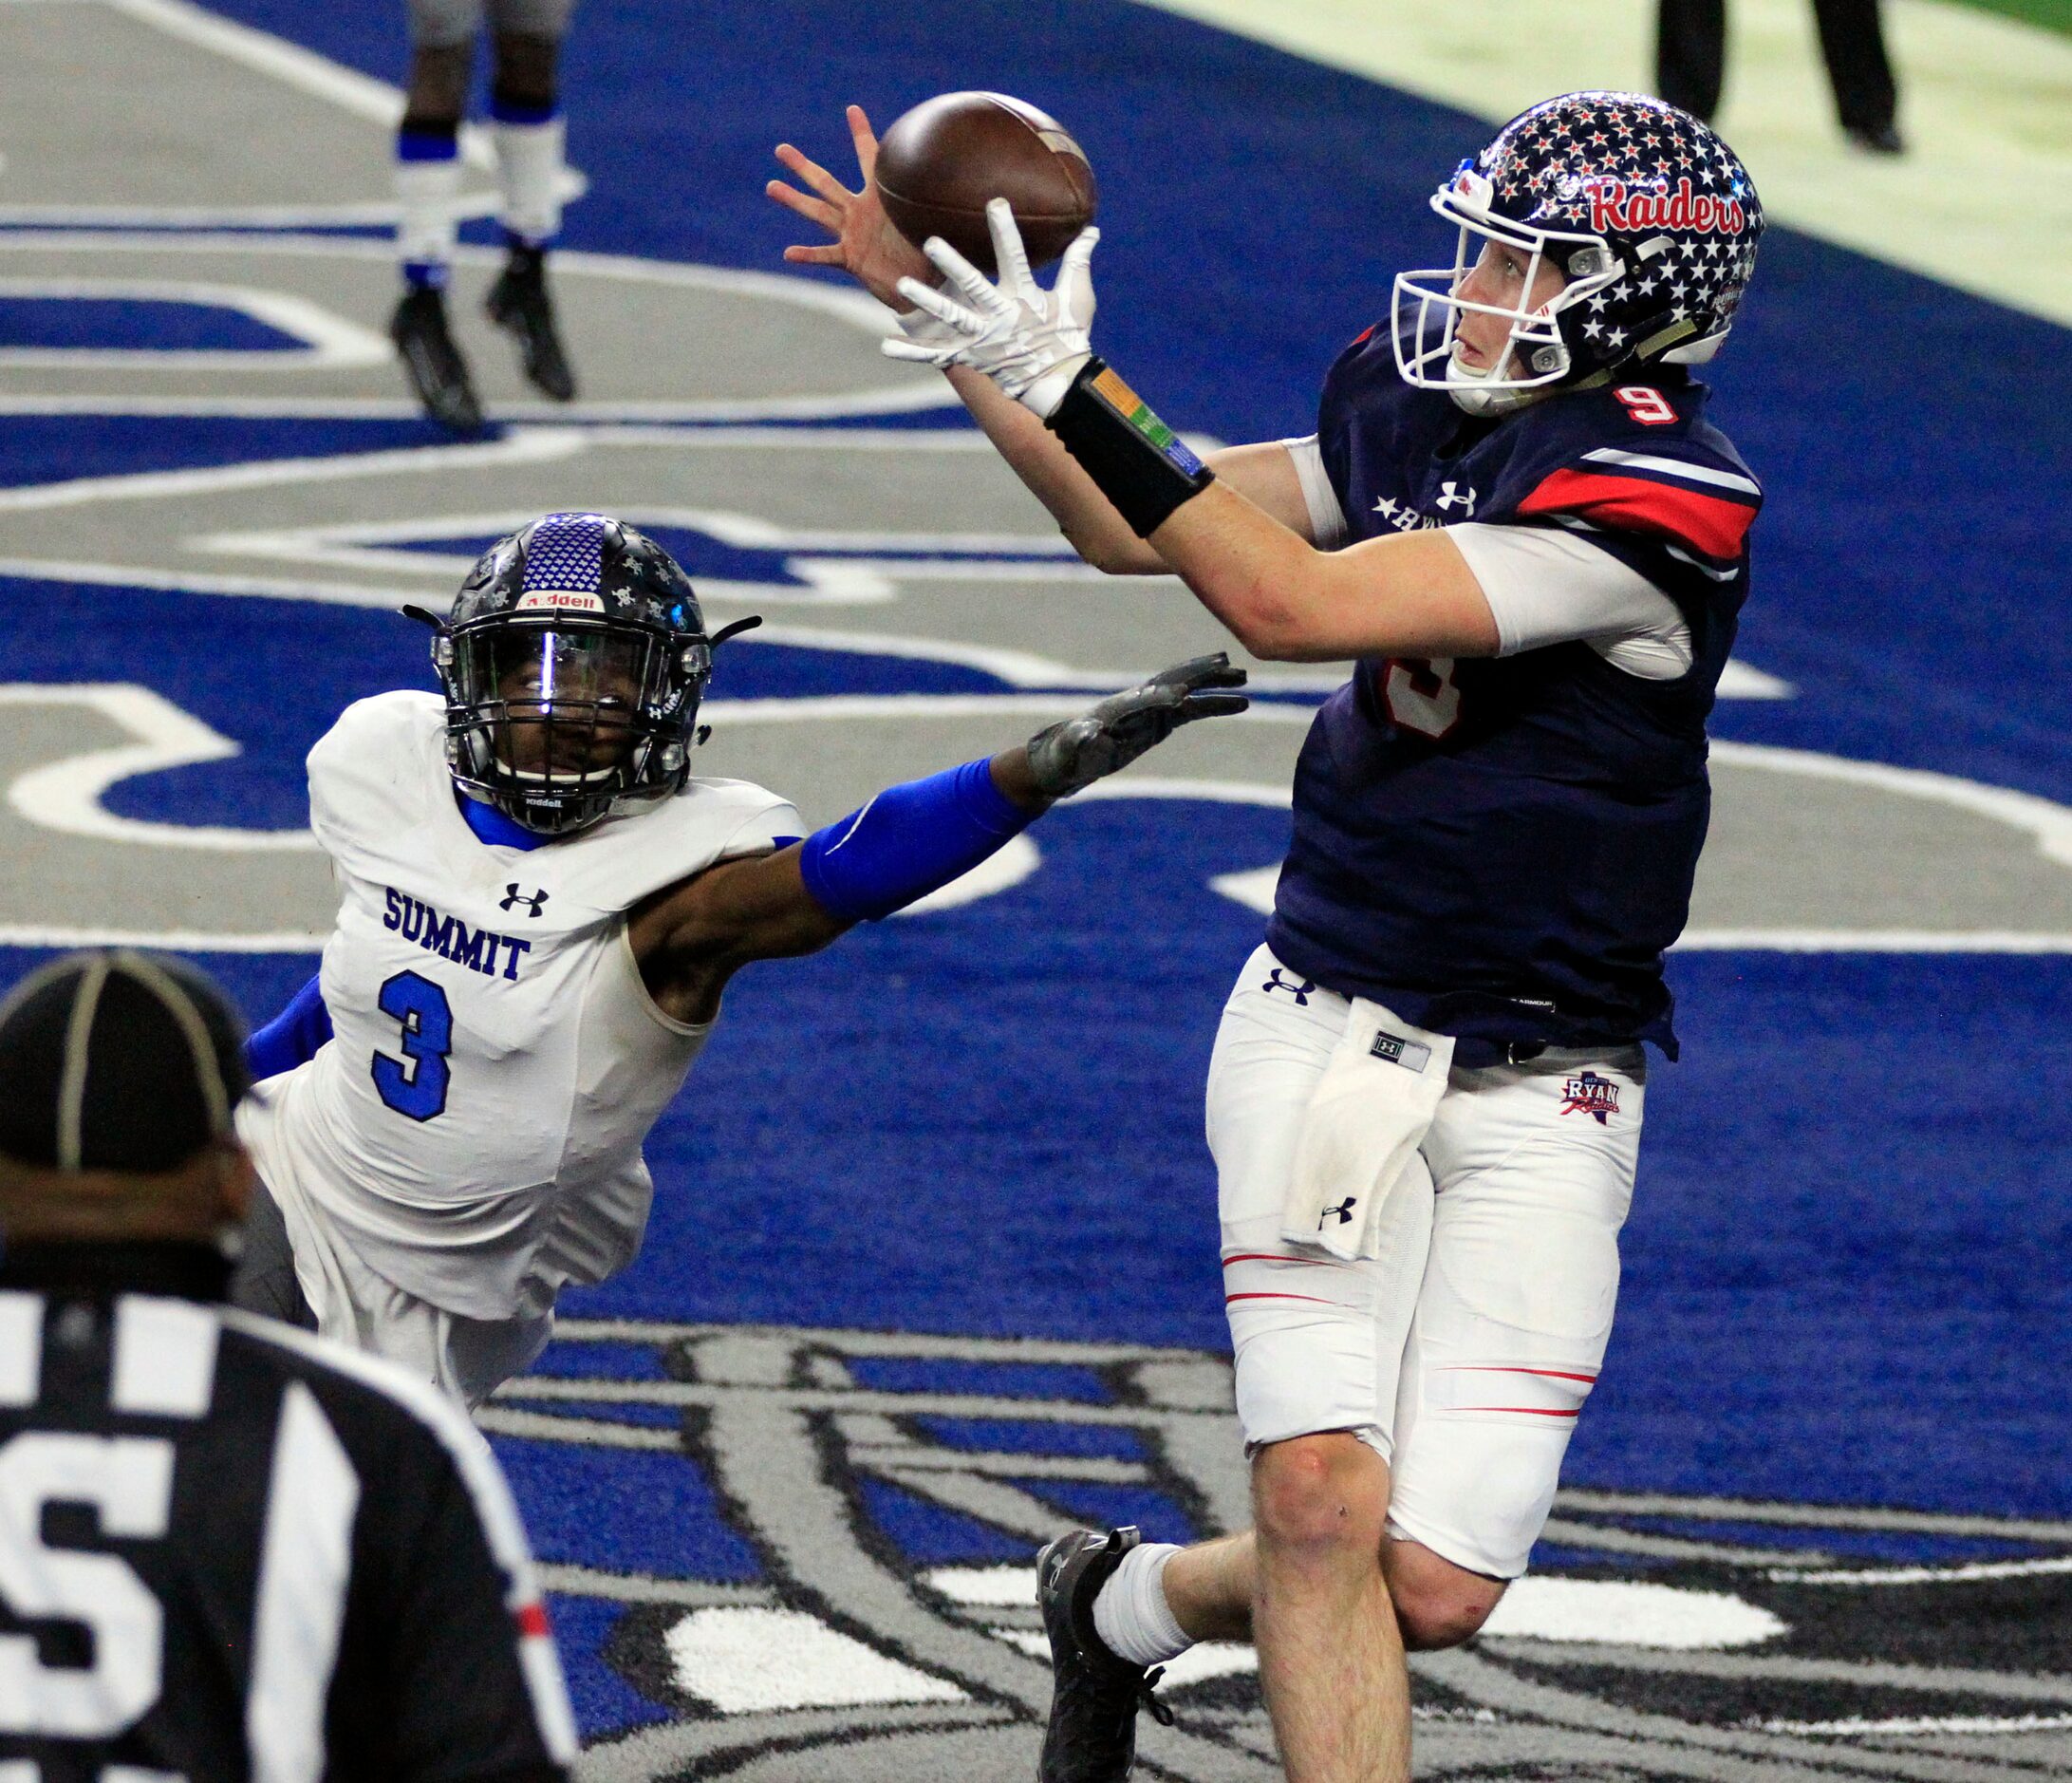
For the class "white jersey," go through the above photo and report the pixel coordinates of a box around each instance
[237,691,799,1321]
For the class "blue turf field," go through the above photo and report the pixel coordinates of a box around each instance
[7,0,2070,1744]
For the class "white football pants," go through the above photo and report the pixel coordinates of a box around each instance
[1208,944,1645,1579]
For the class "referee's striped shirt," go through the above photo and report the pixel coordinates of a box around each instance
[0,1243,576,1781]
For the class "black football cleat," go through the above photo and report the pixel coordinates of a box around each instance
[390,286,483,435]
[485,245,577,402]
[1036,1526,1174,1783]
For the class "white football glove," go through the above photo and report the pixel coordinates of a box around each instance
[881,197,1099,420]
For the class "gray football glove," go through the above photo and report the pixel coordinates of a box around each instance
[1027,654,1249,798]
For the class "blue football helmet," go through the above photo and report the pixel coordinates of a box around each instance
[421,512,737,837]
[1393,91,1764,415]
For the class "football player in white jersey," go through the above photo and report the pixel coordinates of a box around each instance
[230,510,1244,1406]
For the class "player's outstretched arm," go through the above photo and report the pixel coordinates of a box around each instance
[627,657,1247,1023]
[893,201,1500,662]
[766,113,1309,574]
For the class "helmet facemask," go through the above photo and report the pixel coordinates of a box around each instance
[1393,170,1623,417]
[441,616,710,836]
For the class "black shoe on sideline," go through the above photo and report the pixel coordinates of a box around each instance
[1036,1526,1175,1783]
[1844,122,1905,156]
[485,245,577,402]
[390,286,483,435]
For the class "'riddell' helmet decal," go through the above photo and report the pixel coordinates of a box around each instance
[1392,91,1764,416]
[425,512,724,838]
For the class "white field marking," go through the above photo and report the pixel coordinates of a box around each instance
[1213,660,1790,701]
[1753,1712,2072,1738]
[895,834,1041,915]
[1482,1577,1787,1650]
[0,230,901,337]
[1194,743,2072,952]
[1677,929,2072,952]
[582,424,999,451]
[985,1623,1259,1688]
[0,231,955,420]
[0,424,585,513]
[1710,740,2072,871]
[0,684,316,851]
[721,632,1167,693]
[1767,1553,2072,1586]
[0,389,955,422]
[922,1565,1036,1607]
[0,554,463,609]
[1129,0,2072,331]
[1208,865,1281,911]
[95,0,495,171]
[188,507,1089,608]
[1073,774,1295,806]
[0,275,391,370]
[0,195,504,231]
[662,1607,966,1714]
[1715,659,1794,700]
[0,925,322,951]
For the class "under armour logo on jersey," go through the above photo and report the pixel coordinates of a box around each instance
[1319,1197,1358,1228]
[1433,480,1478,516]
[1559,1070,1621,1124]
[500,885,551,918]
[1261,967,1315,1004]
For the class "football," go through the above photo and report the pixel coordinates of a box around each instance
[874,90,1098,276]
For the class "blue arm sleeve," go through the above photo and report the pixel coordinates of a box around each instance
[799,758,1036,923]
[244,971,333,1080]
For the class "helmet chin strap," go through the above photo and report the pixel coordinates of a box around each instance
[1447,345,1559,418]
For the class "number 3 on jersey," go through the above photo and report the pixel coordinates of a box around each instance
[372,969,452,1121]
[1383,657,1463,739]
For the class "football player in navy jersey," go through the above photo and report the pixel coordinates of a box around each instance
[773,91,1764,1782]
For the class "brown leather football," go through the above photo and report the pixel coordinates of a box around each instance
[875,91,1098,276]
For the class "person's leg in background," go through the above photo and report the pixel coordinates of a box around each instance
[1811,0,1904,153]
[1655,0,1728,120]
[482,3,579,400]
[392,0,484,432]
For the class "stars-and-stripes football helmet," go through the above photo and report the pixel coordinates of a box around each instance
[1394,91,1764,416]
[421,512,731,837]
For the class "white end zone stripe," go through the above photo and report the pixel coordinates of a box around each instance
[247,1380,359,1783]
[219,1310,580,1762]
[1579,447,1761,497]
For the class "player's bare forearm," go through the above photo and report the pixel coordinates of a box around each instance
[1148,483,1502,662]
[630,753,1046,1023]
[627,847,846,1023]
[945,367,1164,572]
[947,370,1316,578]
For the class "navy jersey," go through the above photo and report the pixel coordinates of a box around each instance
[1264,328,1762,1062]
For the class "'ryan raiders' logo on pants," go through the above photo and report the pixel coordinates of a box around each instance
[1559,1070,1621,1123]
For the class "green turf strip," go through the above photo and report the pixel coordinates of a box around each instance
[1949,0,2072,35]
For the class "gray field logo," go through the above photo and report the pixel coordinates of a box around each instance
[484,1320,2072,1782]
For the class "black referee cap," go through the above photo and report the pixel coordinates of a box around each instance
[0,951,251,1173]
